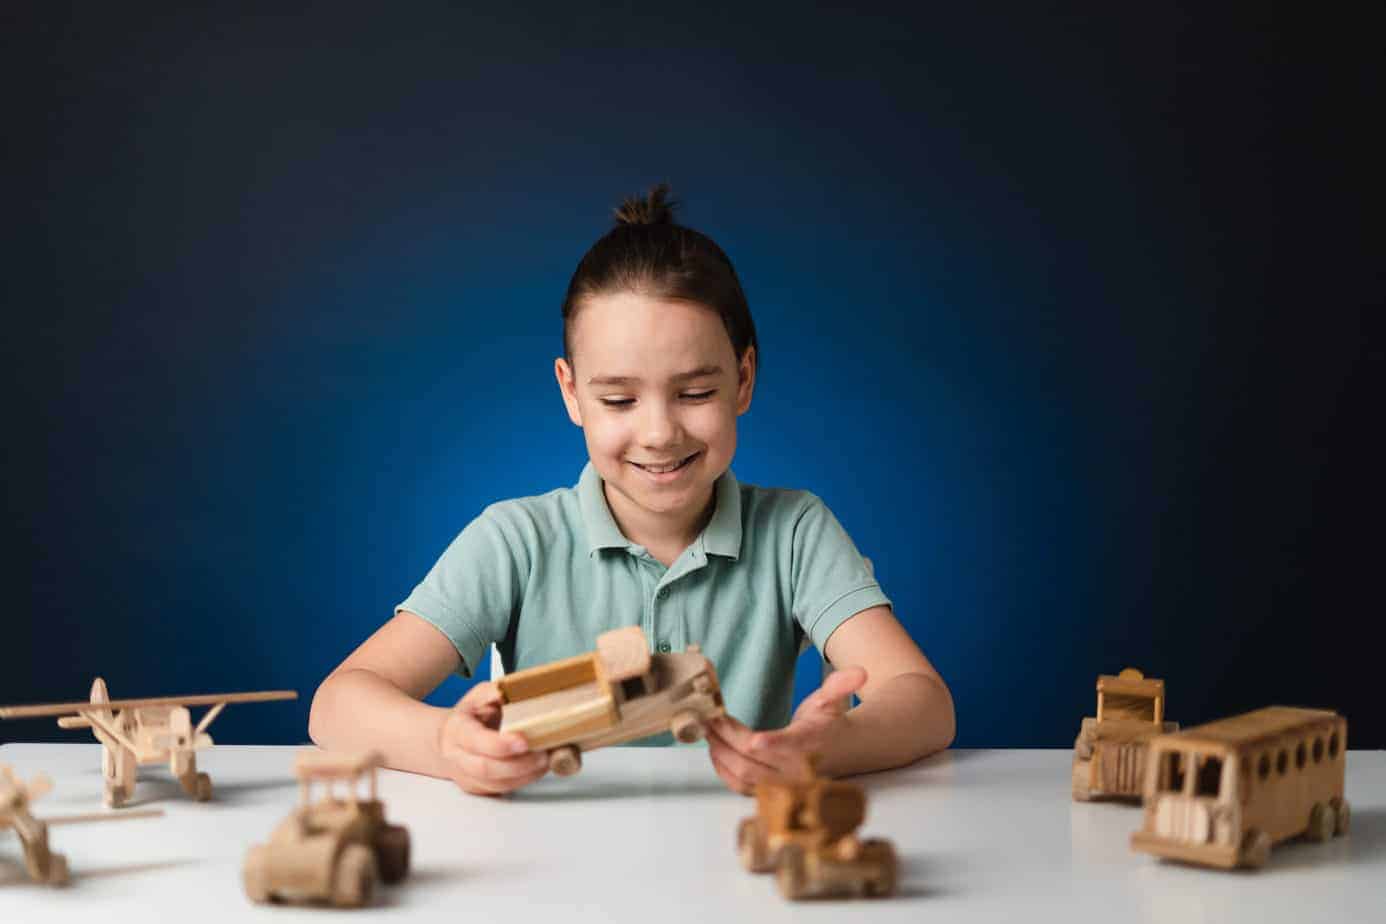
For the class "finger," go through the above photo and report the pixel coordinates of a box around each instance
[446,744,550,786]
[445,710,532,759]
[456,681,504,711]
[477,757,552,795]
[796,666,867,717]
[707,726,783,783]
[707,714,758,752]
[748,723,826,757]
[709,748,754,796]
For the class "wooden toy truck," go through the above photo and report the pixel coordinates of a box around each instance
[737,758,897,900]
[1072,668,1177,802]
[0,678,297,807]
[496,626,725,776]
[2,764,160,886]
[1131,707,1349,869]
[243,750,410,907]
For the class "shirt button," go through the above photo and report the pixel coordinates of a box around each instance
[657,588,668,599]
[657,641,672,653]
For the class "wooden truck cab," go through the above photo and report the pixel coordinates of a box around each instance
[1072,668,1178,802]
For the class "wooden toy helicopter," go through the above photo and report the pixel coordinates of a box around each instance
[0,678,297,807]
[2,764,161,885]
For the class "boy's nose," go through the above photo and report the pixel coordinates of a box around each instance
[638,404,682,449]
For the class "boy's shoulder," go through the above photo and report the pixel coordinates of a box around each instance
[476,482,582,531]
[732,476,830,527]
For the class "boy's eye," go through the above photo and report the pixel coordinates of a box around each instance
[681,390,716,400]
[599,397,635,408]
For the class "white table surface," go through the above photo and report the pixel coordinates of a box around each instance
[1,743,1381,922]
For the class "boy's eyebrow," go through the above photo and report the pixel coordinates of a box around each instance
[587,365,723,386]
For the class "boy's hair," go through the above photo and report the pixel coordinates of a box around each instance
[561,183,759,367]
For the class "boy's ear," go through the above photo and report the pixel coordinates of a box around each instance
[554,357,584,427]
[735,346,757,415]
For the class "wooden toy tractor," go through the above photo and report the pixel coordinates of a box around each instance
[1072,667,1178,802]
[242,751,410,907]
[737,758,897,900]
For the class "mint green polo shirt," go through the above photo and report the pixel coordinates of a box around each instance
[396,463,890,738]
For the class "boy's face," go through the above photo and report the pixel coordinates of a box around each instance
[555,291,755,534]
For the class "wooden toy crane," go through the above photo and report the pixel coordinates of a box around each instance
[0,678,297,807]
[1,764,161,886]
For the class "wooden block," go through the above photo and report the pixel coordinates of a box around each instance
[495,653,599,704]
[596,626,652,683]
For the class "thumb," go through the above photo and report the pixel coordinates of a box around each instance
[800,666,867,716]
[455,681,503,712]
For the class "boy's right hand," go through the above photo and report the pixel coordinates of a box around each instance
[435,682,550,796]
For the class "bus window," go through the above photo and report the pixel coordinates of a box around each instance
[1195,755,1223,797]
[1160,750,1186,793]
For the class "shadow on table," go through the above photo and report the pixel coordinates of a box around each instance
[123,776,299,809]
[848,748,989,794]
[0,857,198,887]
[1262,806,1386,872]
[1128,807,1385,876]
[894,851,960,900]
[511,778,731,803]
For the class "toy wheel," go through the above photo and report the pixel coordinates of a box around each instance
[550,745,582,777]
[1239,829,1270,869]
[860,839,898,897]
[377,824,411,884]
[775,844,809,900]
[1306,802,1335,842]
[670,710,705,744]
[46,853,69,887]
[1333,799,1351,836]
[104,782,128,809]
[242,845,271,903]
[737,817,770,872]
[331,844,378,908]
[1071,759,1094,802]
[1074,721,1095,760]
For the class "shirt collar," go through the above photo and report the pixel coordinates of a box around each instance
[577,462,743,560]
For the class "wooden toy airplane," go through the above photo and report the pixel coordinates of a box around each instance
[0,678,297,807]
[2,763,161,885]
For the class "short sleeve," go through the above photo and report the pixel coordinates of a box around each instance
[395,506,526,678]
[790,495,892,655]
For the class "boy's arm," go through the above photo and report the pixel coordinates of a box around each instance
[815,605,955,775]
[308,612,468,780]
[707,605,954,788]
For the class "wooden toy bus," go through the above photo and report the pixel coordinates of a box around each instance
[1130,706,1349,869]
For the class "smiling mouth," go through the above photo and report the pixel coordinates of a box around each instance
[631,452,699,474]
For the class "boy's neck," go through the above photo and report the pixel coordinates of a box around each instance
[603,482,717,567]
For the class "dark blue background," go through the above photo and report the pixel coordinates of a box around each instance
[4,3,1379,748]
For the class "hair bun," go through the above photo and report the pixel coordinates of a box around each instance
[613,183,677,226]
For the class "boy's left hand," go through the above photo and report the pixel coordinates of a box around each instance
[705,666,867,795]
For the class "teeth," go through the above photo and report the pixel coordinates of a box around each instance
[639,456,691,474]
